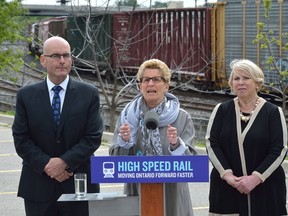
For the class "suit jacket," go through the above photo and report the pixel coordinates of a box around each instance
[12,77,103,202]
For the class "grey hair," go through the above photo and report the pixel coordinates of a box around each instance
[228,59,264,92]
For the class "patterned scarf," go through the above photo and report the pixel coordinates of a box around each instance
[118,93,180,155]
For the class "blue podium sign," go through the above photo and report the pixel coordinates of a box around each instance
[91,155,209,183]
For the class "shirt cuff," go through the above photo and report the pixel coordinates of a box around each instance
[117,135,134,149]
[252,171,265,182]
[169,138,187,155]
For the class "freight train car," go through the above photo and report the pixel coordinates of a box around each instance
[110,8,211,81]
[28,8,213,86]
[214,0,288,91]
[65,14,113,74]
[62,8,212,84]
[29,16,67,55]
[27,0,288,92]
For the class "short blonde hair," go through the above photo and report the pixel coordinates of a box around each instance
[136,59,171,84]
[228,59,264,92]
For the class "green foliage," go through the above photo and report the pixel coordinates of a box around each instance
[263,0,271,18]
[195,141,206,148]
[0,0,27,75]
[0,1,26,43]
[0,110,15,116]
[0,48,23,74]
[253,0,288,109]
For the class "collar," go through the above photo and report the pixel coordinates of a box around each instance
[47,75,69,91]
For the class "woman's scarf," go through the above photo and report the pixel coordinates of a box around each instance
[117,92,180,155]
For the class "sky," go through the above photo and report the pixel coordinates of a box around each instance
[19,0,214,8]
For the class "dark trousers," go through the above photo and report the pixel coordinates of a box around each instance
[24,184,89,216]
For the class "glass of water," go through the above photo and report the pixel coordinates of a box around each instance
[74,173,87,198]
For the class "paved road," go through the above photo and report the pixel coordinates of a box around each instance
[1,123,287,216]
[0,124,209,216]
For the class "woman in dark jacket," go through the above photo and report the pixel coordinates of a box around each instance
[206,59,287,216]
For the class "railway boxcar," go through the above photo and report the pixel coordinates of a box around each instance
[27,1,288,93]
[111,8,212,81]
[27,8,213,84]
[66,14,113,72]
[214,0,288,90]
[29,16,67,55]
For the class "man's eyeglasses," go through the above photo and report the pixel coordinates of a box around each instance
[140,76,166,84]
[44,53,71,60]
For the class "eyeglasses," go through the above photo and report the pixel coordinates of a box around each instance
[140,76,166,84]
[44,53,71,60]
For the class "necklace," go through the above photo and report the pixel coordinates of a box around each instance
[240,112,252,123]
[239,97,260,123]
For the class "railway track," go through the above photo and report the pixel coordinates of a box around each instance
[79,73,222,114]
[2,67,286,116]
[0,69,222,116]
[0,79,19,95]
[1,68,288,140]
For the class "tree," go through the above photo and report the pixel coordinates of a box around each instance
[116,0,139,7]
[152,1,168,8]
[61,2,141,131]
[0,0,27,79]
[25,2,212,131]
[254,0,288,110]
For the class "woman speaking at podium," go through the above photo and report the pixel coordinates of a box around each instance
[109,59,197,216]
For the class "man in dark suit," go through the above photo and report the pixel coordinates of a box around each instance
[12,36,103,216]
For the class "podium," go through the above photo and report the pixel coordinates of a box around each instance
[58,155,209,216]
[140,183,164,215]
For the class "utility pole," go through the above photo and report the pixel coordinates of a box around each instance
[57,0,71,5]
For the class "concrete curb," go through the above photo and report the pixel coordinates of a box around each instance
[0,114,14,127]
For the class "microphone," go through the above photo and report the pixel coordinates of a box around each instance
[144,110,159,130]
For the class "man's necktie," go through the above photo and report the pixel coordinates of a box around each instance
[51,86,62,126]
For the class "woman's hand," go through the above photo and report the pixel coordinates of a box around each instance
[167,125,179,148]
[234,174,262,194]
[118,123,131,142]
[223,172,238,187]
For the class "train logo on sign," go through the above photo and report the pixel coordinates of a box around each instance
[103,162,115,178]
